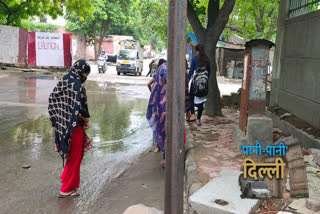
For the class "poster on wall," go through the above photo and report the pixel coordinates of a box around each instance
[28,32,71,67]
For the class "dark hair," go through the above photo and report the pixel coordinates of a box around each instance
[158,59,166,67]
[196,44,210,65]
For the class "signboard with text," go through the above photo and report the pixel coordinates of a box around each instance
[28,32,71,67]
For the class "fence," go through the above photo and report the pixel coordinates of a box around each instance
[289,0,320,17]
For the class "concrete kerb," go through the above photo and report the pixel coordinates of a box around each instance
[185,124,202,214]
[267,111,320,149]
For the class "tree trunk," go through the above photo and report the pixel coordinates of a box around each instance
[187,0,235,116]
[205,40,222,116]
[97,18,111,59]
[97,20,106,59]
[93,20,97,60]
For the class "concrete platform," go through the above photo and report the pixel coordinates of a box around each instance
[189,170,261,214]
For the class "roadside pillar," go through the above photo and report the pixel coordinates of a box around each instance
[235,39,275,147]
[165,0,187,213]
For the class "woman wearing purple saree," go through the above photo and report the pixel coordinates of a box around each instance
[146,61,190,167]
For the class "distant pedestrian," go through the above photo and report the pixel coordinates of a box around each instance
[188,44,211,126]
[146,59,156,77]
[147,59,166,92]
[48,60,91,198]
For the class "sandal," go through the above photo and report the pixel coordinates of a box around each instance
[188,115,196,122]
[154,147,160,153]
[59,190,80,198]
[160,160,166,168]
[197,119,202,126]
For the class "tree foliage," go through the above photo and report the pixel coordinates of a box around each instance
[21,20,59,32]
[0,0,92,26]
[66,0,132,58]
[135,0,168,42]
[66,0,167,56]
[227,0,280,41]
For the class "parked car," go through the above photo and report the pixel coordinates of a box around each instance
[107,54,117,64]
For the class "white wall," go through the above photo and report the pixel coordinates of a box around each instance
[0,25,20,64]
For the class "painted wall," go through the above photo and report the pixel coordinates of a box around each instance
[271,1,320,128]
[0,25,27,65]
[84,35,133,60]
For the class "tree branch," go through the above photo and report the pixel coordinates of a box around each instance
[0,0,29,25]
[0,0,10,10]
[187,0,206,44]
[225,24,243,34]
[207,0,236,42]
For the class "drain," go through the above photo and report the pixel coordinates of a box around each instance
[214,199,229,206]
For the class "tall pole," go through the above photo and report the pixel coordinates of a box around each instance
[165,0,187,213]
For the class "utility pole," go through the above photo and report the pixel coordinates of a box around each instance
[165,0,187,213]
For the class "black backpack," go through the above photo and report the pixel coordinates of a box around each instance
[192,65,209,97]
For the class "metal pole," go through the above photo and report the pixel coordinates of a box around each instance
[165,0,187,213]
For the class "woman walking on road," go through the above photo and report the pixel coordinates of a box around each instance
[146,61,168,166]
[146,59,189,167]
[147,59,166,153]
[187,44,211,126]
[48,60,91,198]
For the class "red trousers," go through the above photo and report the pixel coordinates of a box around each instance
[60,126,84,192]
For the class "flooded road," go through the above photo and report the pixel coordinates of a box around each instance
[0,71,153,214]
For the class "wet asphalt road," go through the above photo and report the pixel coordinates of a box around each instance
[0,64,154,214]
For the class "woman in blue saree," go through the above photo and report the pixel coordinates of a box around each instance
[146,61,190,167]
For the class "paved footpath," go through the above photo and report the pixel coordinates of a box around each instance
[187,108,244,184]
[94,150,165,214]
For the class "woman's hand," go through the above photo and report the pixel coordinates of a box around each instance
[84,121,90,130]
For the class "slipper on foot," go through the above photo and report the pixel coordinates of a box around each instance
[59,190,80,198]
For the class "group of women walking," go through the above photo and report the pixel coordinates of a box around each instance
[146,44,210,166]
[48,44,210,196]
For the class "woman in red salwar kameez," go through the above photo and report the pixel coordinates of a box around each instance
[48,60,91,198]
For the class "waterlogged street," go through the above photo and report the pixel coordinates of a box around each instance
[0,61,240,214]
[0,64,157,214]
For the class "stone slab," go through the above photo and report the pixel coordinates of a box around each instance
[232,127,247,149]
[189,170,260,214]
[306,199,320,211]
[247,116,273,146]
[289,199,319,214]
[122,204,163,214]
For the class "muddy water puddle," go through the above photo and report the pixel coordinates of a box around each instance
[0,72,152,214]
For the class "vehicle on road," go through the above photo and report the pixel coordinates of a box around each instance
[107,54,117,64]
[97,56,107,73]
[116,40,144,76]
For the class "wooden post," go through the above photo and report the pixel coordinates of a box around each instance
[165,0,187,213]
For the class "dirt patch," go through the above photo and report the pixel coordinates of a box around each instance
[269,106,320,139]
[256,199,286,214]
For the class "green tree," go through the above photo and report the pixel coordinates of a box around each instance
[227,0,280,41]
[187,0,236,116]
[66,0,131,59]
[0,0,92,26]
[135,0,168,42]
